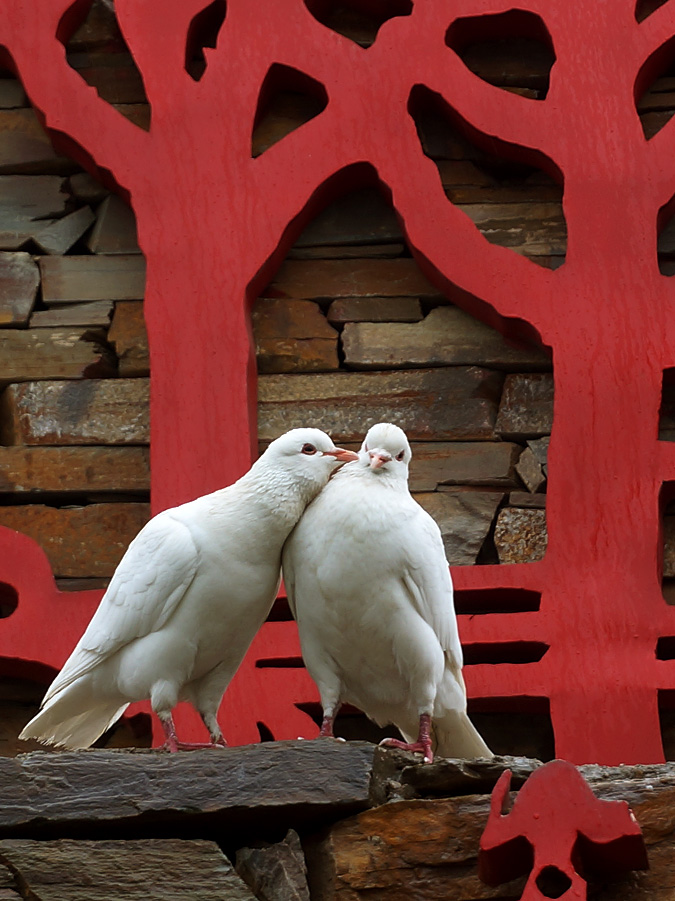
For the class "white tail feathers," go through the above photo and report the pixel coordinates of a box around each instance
[432,709,493,759]
[19,699,128,750]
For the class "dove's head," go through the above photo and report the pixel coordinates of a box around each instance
[359,422,411,477]
[263,428,358,495]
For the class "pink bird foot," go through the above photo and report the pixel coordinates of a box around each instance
[379,713,434,763]
[159,716,227,752]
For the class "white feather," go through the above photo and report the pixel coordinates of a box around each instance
[283,422,492,759]
[21,428,356,749]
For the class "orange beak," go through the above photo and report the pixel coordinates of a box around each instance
[323,447,359,462]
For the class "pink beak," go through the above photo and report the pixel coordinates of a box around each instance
[369,450,392,470]
[323,447,359,462]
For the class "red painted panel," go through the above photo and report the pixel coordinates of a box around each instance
[1,0,675,761]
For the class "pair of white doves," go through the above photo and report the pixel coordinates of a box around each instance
[21,424,491,762]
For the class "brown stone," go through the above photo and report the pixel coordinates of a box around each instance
[0,252,39,326]
[508,491,546,509]
[0,328,115,386]
[327,296,424,324]
[236,830,310,901]
[252,92,327,158]
[0,446,149,494]
[0,80,26,110]
[68,173,109,204]
[288,243,406,261]
[415,491,504,565]
[0,502,150,577]
[0,839,256,901]
[252,298,338,373]
[86,193,140,254]
[527,436,550,469]
[494,507,547,564]
[68,53,148,105]
[408,442,520,490]
[456,201,566,259]
[0,176,68,249]
[342,306,551,371]
[305,795,526,901]
[663,517,675,578]
[293,188,402,248]
[0,109,71,175]
[39,254,146,304]
[33,206,96,255]
[266,258,440,300]
[30,301,113,328]
[67,0,126,53]
[0,379,149,445]
[495,373,554,439]
[108,301,149,377]
[515,446,546,493]
[257,368,503,442]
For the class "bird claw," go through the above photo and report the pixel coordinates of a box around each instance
[379,737,434,764]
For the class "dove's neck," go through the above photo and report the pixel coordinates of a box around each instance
[232,461,321,533]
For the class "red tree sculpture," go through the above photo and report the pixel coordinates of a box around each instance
[2,0,675,760]
[479,760,648,899]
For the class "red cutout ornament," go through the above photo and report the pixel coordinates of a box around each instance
[1,0,675,758]
[479,760,648,900]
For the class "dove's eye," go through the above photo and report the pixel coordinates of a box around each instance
[396,451,405,461]
[301,443,317,455]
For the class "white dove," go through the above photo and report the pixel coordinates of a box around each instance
[20,428,358,751]
[283,422,492,763]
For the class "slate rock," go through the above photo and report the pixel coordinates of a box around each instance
[33,206,96,255]
[236,830,310,901]
[0,446,149,494]
[258,368,503,442]
[494,507,548,564]
[663,516,675,578]
[527,435,550,468]
[0,251,39,326]
[86,194,140,254]
[252,298,338,373]
[39,254,146,304]
[342,306,551,371]
[0,328,116,386]
[293,187,403,248]
[515,446,546,493]
[327,296,424,324]
[508,491,546,509]
[0,80,26,110]
[68,173,109,204]
[0,741,375,839]
[0,839,256,901]
[108,301,149,376]
[30,301,114,328]
[0,109,72,175]
[408,442,520,491]
[0,502,150,577]
[495,372,554,438]
[267,258,439,300]
[415,491,504,564]
[0,379,149,445]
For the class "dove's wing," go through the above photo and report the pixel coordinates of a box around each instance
[400,503,463,673]
[42,511,199,704]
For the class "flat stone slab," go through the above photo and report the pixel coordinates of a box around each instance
[0,740,376,840]
[0,838,256,901]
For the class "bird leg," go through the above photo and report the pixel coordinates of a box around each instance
[319,713,336,737]
[379,713,434,763]
[158,714,227,751]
